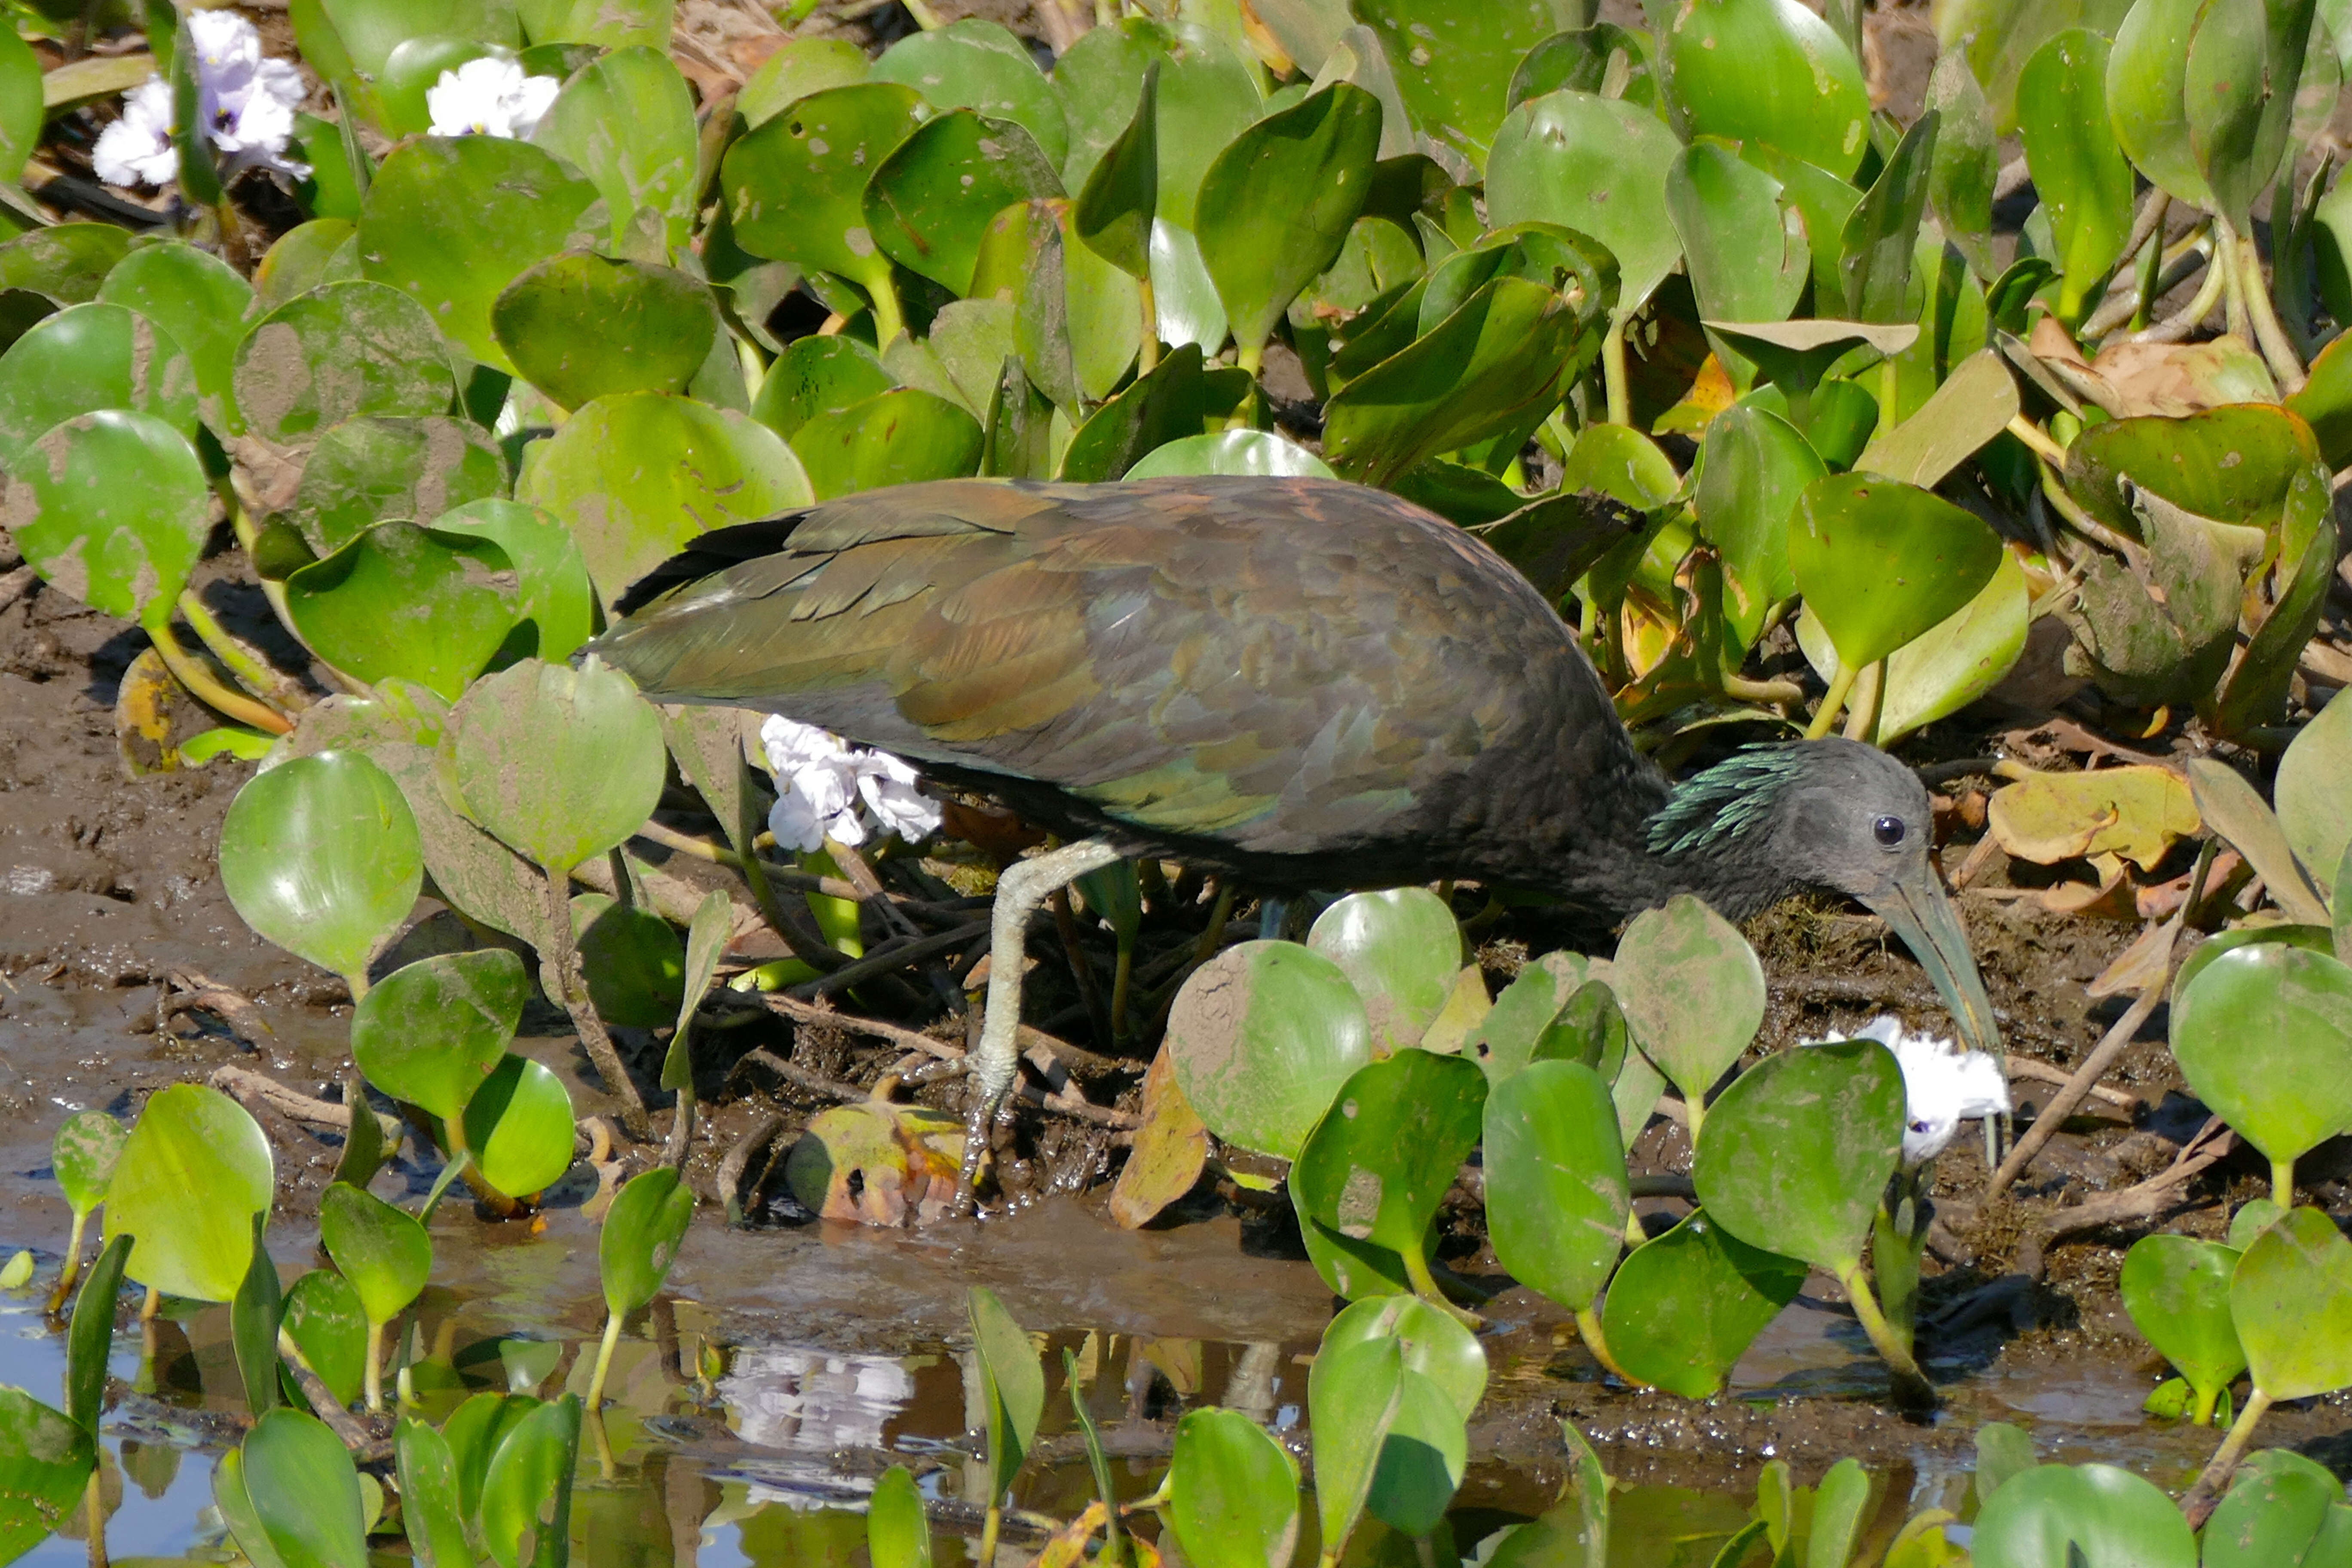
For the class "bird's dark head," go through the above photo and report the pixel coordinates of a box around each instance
[1648,739,2000,1055]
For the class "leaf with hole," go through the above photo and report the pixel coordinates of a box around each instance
[1166,941,1372,1158]
[1692,1039,1904,1272]
[220,750,422,986]
[102,1084,274,1304]
[1290,1050,1487,1261]
[1601,1209,1809,1398]
[351,949,526,1125]
[720,83,927,309]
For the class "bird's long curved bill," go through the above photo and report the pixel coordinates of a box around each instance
[1867,870,2001,1056]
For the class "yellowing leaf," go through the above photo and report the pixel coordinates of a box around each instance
[782,1101,961,1227]
[1986,763,2199,872]
[1110,1046,1209,1230]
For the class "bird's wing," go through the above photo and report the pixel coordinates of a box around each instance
[592,476,1574,853]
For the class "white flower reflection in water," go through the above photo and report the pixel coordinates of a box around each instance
[720,1345,917,1507]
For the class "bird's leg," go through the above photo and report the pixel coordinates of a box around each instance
[954,836,1124,1215]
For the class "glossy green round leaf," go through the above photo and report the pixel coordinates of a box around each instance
[1666,139,1809,327]
[2117,1233,2245,1408]
[2064,405,2321,538]
[1124,429,1334,478]
[968,1284,1043,1498]
[2018,30,2133,315]
[1789,472,2004,670]
[1318,1295,1487,1419]
[1488,90,1682,311]
[2278,687,2352,892]
[1465,955,1597,1081]
[720,83,927,294]
[286,414,507,557]
[1692,1039,1904,1272]
[1660,0,1869,178]
[2233,1206,2352,1400]
[281,1268,368,1409]
[873,19,1068,168]
[1353,0,1560,167]
[1696,404,1820,650]
[791,387,983,500]
[1150,217,1231,352]
[52,1110,126,1219]
[102,1084,273,1304]
[516,391,812,612]
[2185,0,2312,228]
[463,1054,577,1200]
[2174,945,2352,1171]
[0,301,199,468]
[356,136,599,374]
[3,409,209,625]
[1196,83,1381,355]
[2107,0,2211,206]
[1291,1050,1487,1258]
[492,254,717,411]
[533,46,698,252]
[1322,275,1591,487]
[748,334,897,441]
[2175,925,2338,1006]
[254,220,362,314]
[220,750,423,983]
[1366,1367,1467,1537]
[1056,17,1174,187]
[1305,888,1463,1053]
[1167,1408,1300,1568]
[233,281,456,444]
[1798,548,2030,744]
[1601,1208,1808,1398]
[0,224,131,304]
[284,522,525,703]
[599,1165,693,1317]
[429,498,597,664]
[864,110,1066,296]
[352,949,527,1124]
[478,1395,582,1568]
[95,242,255,434]
[1306,1334,1403,1554]
[1482,1060,1627,1314]
[0,1389,95,1565]
[451,655,667,873]
[739,36,868,127]
[318,1181,429,1326]
[1971,1464,2195,1568]
[1612,894,1765,1113]
[571,892,685,1027]
[1166,940,1373,1159]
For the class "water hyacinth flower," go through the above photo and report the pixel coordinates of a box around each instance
[92,9,308,189]
[1808,1015,2009,1166]
[426,57,560,140]
[760,715,942,853]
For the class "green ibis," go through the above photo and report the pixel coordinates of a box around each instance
[587,476,1999,1204]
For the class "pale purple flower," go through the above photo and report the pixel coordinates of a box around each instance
[760,715,941,853]
[91,10,307,190]
[426,57,560,140]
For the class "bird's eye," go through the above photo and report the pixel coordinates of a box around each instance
[1872,815,1906,847]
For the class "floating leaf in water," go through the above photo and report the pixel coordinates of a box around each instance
[2173,945,2352,1197]
[1166,940,1372,1159]
[493,254,719,410]
[2118,1234,2245,1425]
[1167,1406,1302,1568]
[351,949,527,1126]
[1481,1060,1627,1314]
[1602,1209,1808,1398]
[0,1390,96,1564]
[219,750,423,988]
[1305,888,1462,1053]
[103,1084,273,1304]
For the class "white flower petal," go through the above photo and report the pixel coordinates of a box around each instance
[186,9,262,74]
[426,56,561,139]
[768,791,827,854]
[505,72,560,139]
[1803,1016,2010,1167]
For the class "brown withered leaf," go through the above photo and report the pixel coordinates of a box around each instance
[2028,319,2279,419]
[1109,1044,1209,1229]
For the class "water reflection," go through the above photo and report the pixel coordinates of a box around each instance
[720,1347,917,1508]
